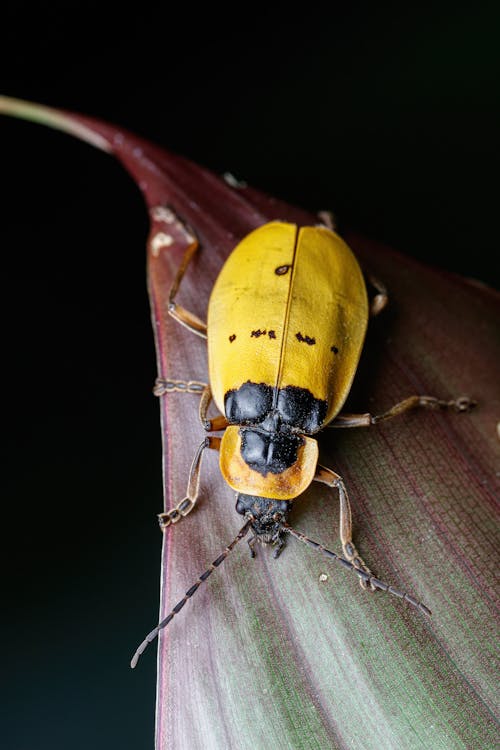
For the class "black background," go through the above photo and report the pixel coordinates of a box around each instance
[2,4,498,749]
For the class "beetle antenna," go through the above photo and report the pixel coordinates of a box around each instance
[130,519,251,668]
[281,523,431,618]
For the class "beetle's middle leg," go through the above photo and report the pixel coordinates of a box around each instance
[158,436,221,531]
[314,465,377,591]
[154,378,228,431]
[329,394,475,429]
[168,234,208,339]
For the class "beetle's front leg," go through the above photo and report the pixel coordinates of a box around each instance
[314,466,376,591]
[158,436,221,531]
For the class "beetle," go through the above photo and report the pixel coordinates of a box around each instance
[131,217,474,668]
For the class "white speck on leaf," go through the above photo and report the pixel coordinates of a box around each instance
[151,206,176,224]
[151,232,174,256]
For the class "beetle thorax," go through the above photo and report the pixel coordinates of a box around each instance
[239,425,304,476]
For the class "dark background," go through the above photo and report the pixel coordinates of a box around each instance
[2,4,498,749]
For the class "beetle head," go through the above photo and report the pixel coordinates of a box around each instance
[235,493,291,544]
[236,493,291,522]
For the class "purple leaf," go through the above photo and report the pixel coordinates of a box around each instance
[1,95,498,750]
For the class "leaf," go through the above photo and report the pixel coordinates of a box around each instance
[1,95,498,750]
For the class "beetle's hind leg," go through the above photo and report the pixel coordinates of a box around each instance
[366,273,388,316]
[317,210,337,231]
[167,228,208,339]
[329,394,476,429]
[198,384,229,432]
[314,466,377,591]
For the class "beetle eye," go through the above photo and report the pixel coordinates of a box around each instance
[235,496,246,515]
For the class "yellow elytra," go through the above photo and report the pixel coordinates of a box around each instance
[207,221,368,499]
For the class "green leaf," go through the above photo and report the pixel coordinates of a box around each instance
[1,95,498,750]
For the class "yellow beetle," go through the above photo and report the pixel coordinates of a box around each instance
[131,217,473,667]
[211,222,365,498]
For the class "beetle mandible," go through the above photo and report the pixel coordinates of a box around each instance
[131,217,474,667]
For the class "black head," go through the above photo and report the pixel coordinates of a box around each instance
[235,493,291,544]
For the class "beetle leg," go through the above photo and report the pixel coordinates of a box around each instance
[314,465,377,591]
[167,234,208,339]
[366,273,388,316]
[158,436,221,531]
[317,210,336,231]
[198,385,229,432]
[369,395,476,422]
[153,378,208,396]
[330,395,476,428]
[328,413,372,428]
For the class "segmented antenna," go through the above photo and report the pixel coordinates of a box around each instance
[282,523,431,617]
[130,520,251,668]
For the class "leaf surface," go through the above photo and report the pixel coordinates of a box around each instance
[1,95,498,750]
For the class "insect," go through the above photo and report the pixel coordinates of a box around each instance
[131,217,474,668]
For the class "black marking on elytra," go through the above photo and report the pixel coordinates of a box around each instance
[331,345,339,354]
[268,330,276,339]
[296,332,316,346]
[251,329,266,338]
[229,334,236,343]
[275,265,290,275]
[224,381,327,434]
